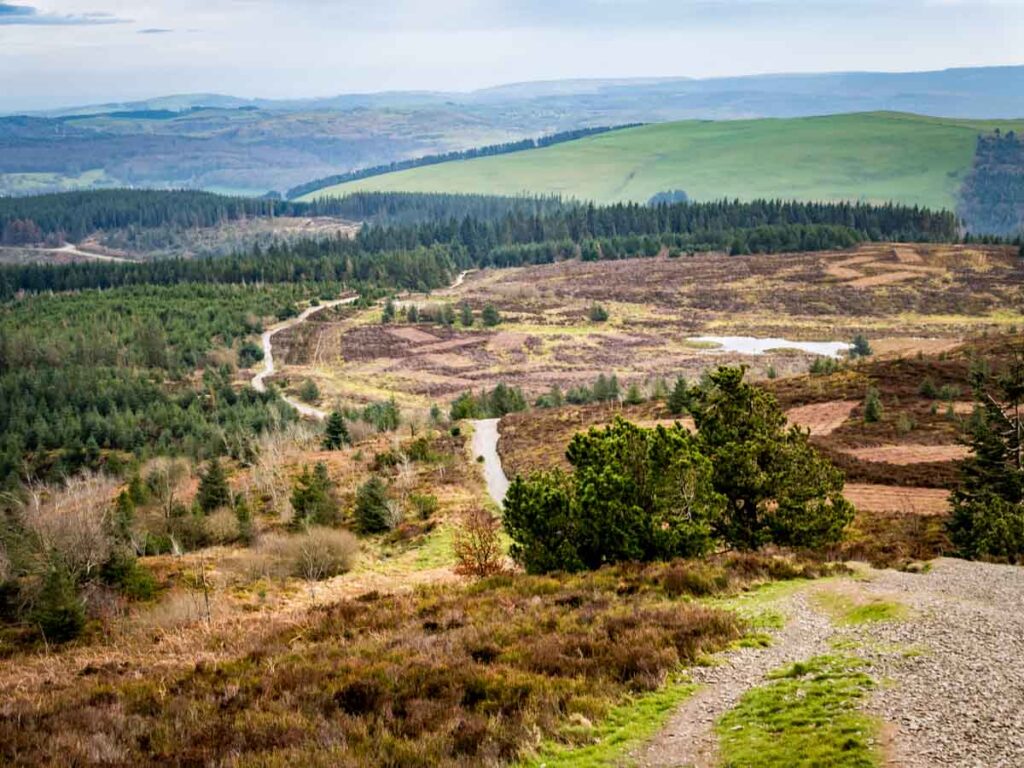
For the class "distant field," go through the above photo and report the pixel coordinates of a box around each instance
[305,112,1024,210]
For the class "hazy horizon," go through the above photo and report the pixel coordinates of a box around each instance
[2,0,1023,111]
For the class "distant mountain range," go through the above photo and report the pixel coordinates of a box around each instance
[2,66,1022,198]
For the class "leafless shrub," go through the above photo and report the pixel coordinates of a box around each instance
[203,509,240,545]
[21,473,119,580]
[383,500,405,531]
[256,528,358,586]
[452,509,505,578]
[347,419,377,445]
[241,422,319,519]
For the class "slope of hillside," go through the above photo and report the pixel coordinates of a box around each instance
[305,112,1024,212]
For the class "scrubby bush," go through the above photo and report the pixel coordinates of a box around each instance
[258,528,358,582]
[863,387,884,423]
[409,493,439,520]
[588,303,609,322]
[361,398,401,432]
[237,341,264,368]
[203,508,241,545]
[452,509,505,578]
[298,379,321,404]
[810,356,838,375]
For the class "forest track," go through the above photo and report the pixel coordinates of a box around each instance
[254,271,470,420]
[636,559,1024,767]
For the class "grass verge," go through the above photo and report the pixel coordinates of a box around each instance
[522,676,697,767]
[813,589,909,625]
[717,655,880,768]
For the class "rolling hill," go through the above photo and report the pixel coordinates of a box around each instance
[3,66,1023,198]
[302,112,1024,214]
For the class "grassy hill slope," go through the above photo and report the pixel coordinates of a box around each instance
[304,112,1024,210]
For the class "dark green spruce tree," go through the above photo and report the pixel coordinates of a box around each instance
[323,411,350,450]
[949,353,1024,561]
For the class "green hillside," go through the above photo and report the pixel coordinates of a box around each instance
[303,112,1024,211]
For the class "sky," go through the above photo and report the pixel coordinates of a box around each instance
[1,0,1023,111]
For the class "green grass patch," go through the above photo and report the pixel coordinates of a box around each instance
[717,655,880,768]
[813,590,909,625]
[522,676,697,768]
[307,112,1024,211]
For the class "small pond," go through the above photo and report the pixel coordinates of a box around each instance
[688,335,850,358]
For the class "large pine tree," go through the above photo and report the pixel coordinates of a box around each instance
[949,353,1024,561]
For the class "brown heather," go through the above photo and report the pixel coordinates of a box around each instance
[0,555,832,767]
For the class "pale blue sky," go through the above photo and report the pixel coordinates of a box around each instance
[1,0,1022,110]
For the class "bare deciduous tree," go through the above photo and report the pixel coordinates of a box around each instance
[22,473,119,581]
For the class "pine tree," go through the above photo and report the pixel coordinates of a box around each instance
[863,387,884,423]
[850,334,873,358]
[482,304,501,327]
[197,459,231,513]
[299,379,321,404]
[625,383,644,405]
[460,301,474,327]
[112,490,135,542]
[323,411,350,450]
[32,564,85,643]
[355,475,391,534]
[291,462,340,527]
[668,377,690,415]
[381,297,396,324]
[949,353,1024,560]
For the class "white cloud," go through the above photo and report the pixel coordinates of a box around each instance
[0,0,1021,109]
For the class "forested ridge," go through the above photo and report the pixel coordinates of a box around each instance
[0,196,958,299]
[958,131,1024,237]
[0,190,302,246]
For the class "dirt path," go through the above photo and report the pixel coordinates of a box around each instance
[854,559,1024,767]
[253,271,471,420]
[251,297,358,420]
[633,591,837,767]
[20,242,140,263]
[635,559,1024,768]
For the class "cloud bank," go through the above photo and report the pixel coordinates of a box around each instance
[0,2,126,24]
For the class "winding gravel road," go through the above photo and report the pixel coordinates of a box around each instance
[252,270,471,421]
[251,297,357,420]
[470,418,510,507]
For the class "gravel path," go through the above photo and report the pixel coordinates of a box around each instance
[632,591,836,767]
[851,558,1024,768]
[635,558,1024,768]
